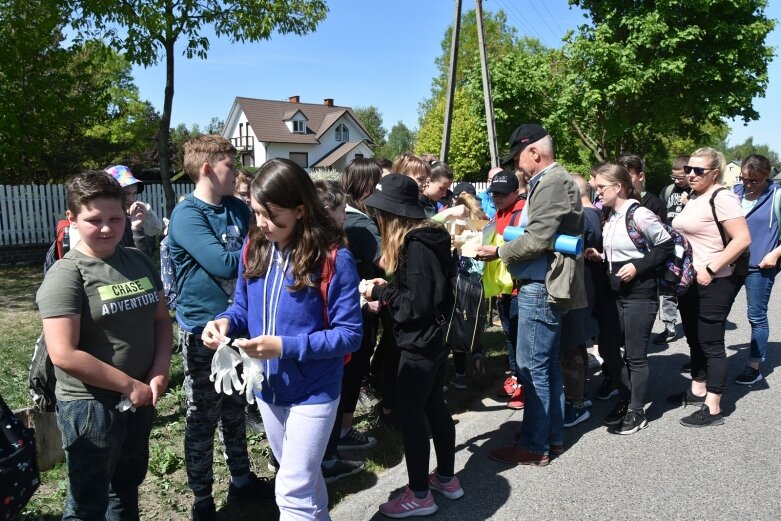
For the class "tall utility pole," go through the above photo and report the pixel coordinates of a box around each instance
[475,0,499,167]
[440,0,462,162]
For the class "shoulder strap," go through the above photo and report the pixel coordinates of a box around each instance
[509,208,523,227]
[624,202,647,252]
[709,187,730,247]
[320,246,338,328]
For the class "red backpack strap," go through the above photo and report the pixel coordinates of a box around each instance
[509,209,523,227]
[55,219,70,258]
[320,246,338,328]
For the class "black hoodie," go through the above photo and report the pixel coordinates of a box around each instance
[371,225,456,360]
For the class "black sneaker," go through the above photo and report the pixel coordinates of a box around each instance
[680,361,692,374]
[192,497,216,521]
[666,389,705,407]
[735,366,763,385]
[613,409,648,435]
[322,459,364,484]
[680,404,725,428]
[337,427,377,451]
[227,473,274,503]
[653,329,677,345]
[604,400,629,426]
[245,406,265,434]
[595,378,619,401]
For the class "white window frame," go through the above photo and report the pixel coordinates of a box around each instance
[293,120,305,133]
[336,123,349,142]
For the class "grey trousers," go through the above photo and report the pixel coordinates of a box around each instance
[659,293,678,329]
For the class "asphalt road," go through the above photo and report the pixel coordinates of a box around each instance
[332,285,781,520]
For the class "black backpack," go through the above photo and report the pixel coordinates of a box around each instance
[28,333,56,412]
[0,393,40,520]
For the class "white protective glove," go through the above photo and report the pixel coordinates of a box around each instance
[239,348,265,404]
[209,340,243,395]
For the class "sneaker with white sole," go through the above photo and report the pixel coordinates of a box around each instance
[337,427,377,451]
[322,459,364,484]
[449,373,467,390]
[564,401,591,428]
[613,409,648,435]
[427,470,464,500]
[379,486,438,518]
[734,366,762,385]
[595,378,618,401]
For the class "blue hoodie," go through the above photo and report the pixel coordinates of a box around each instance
[217,245,363,406]
[734,182,781,267]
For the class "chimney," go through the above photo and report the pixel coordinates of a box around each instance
[323,98,334,107]
[289,95,300,103]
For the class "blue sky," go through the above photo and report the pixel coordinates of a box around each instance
[131,0,780,149]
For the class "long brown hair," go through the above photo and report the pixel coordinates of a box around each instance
[592,163,640,223]
[455,193,488,221]
[244,159,346,290]
[375,210,441,275]
[341,157,382,214]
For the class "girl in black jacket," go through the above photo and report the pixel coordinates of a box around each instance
[363,174,462,518]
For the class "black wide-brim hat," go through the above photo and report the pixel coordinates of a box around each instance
[364,173,427,219]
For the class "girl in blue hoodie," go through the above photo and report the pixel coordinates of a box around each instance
[362,174,462,518]
[202,158,362,521]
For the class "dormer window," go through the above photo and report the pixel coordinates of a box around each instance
[335,123,349,142]
[293,120,305,133]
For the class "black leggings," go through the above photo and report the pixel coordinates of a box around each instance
[397,352,455,492]
[678,277,737,395]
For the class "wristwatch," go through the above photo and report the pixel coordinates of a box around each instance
[705,265,716,276]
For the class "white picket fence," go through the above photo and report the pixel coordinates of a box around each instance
[0,184,194,246]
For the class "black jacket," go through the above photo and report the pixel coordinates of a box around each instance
[371,225,455,359]
[641,192,667,223]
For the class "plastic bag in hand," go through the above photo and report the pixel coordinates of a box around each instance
[209,340,243,395]
[239,348,264,404]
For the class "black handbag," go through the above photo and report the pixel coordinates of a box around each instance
[444,271,488,353]
[0,393,40,520]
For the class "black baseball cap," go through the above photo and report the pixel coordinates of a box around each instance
[488,171,519,194]
[452,181,477,197]
[501,123,550,165]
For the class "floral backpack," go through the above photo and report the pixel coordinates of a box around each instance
[625,202,695,296]
[1,393,40,520]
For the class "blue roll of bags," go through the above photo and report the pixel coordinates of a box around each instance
[503,226,583,256]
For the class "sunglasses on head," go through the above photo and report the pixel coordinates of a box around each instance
[683,165,716,176]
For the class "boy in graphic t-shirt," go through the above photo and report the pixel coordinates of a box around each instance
[37,171,173,519]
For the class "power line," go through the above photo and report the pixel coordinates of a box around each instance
[524,0,565,44]
[492,0,550,46]
[537,0,567,36]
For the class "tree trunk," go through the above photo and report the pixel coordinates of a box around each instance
[158,37,176,216]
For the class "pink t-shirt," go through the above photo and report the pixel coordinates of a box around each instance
[672,185,743,278]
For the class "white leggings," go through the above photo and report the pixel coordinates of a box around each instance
[257,397,339,521]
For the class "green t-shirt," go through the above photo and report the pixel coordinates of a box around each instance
[36,246,163,402]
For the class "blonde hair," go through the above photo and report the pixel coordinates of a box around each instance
[183,135,236,183]
[690,147,727,184]
[375,210,441,275]
[455,193,488,220]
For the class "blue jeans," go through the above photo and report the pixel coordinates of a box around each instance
[497,294,519,377]
[515,282,565,455]
[742,267,778,364]
[57,399,154,521]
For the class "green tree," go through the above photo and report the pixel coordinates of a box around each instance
[353,106,386,151]
[562,0,775,163]
[0,1,155,183]
[70,0,328,213]
[725,136,780,166]
[416,88,488,180]
[382,122,416,162]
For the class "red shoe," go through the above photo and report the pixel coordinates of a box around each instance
[488,445,550,466]
[507,386,525,410]
[497,376,517,397]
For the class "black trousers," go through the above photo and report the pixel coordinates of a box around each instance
[678,277,737,395]
[397,352,455,492]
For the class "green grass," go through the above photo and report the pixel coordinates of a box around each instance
[1,264,509,520]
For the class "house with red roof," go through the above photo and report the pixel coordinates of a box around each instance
[222,95,374,171]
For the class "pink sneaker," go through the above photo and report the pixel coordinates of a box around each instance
[428,471,464,499]
[379,486,438,518]
[497,376,517,397]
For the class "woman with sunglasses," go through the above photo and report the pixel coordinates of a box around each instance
[670,147,750,427]
[732,154,781,385]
